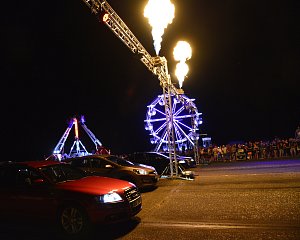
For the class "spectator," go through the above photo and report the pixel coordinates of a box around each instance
[230,144,237,161]
[212,146,219,162]
[278,141,284,158]
[253,142,259,160]
[290,140,297,157]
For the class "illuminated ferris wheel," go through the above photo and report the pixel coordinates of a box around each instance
[145,94,202,152]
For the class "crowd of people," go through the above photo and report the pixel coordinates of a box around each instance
[185,137,300,163]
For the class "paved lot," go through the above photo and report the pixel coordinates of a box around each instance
[109,159,300,240]
[1,159,300,239]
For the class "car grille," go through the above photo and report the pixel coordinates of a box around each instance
[124,187,141,211]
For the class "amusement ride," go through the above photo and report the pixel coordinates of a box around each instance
[51,116,105,160]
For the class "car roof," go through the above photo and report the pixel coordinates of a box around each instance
[146,152,169,157]
[68,154,111,159]
[134,151,165,155]
[63,154,115,162]
[15,160,60,169]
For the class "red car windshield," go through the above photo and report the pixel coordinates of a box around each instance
[40,164,86,183]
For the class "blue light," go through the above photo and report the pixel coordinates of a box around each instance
[145,94,202,151]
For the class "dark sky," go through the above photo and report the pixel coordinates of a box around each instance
[2,0,299,160]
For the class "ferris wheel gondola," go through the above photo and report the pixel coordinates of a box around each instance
[145,94,202,152]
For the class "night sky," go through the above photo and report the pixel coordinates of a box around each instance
[3,0,299,160]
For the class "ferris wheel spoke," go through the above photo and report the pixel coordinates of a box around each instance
[173,106,185,116]
[153,121,167,136]
[174,114,195,120]
[155,129,168,151]
[174,119,194,131]
[173,124,185,143]
[147,107,166,118]
[160,129,168,143]
[153,107,166,116]
[145,117,168,123]
[173,121,194,145]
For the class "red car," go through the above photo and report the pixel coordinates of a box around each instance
[0,160,142,236]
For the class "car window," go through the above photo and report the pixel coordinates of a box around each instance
[0,166,44,186]
[70,158,90,168]
[106,156,134,166]
[40,164,86,183]
[148,153,159,161]
[16,168,32,185]
[90,159,102,168]
[131,153,146,163]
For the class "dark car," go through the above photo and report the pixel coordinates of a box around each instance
[0,160,142,236]
[126,152,194,178]
[159,152,196,168]
[62,154,159,190]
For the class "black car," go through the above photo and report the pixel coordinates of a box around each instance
[159,152,196,168]
[125,152,193,178]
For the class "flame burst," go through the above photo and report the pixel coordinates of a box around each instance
[173,41,192,88]
[144,0,175,55]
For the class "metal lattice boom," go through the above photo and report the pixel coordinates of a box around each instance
[80,0,199,176]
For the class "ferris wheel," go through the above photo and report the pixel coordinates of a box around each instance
[145,94,202,152]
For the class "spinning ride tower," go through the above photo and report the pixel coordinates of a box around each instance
[51,116,103,160]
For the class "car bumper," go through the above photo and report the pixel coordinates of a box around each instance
[138,175,159,188]
[88,197,142,224]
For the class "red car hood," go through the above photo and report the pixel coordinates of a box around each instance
[56,176,134,195]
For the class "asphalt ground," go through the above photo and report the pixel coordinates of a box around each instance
[1,158,300,240]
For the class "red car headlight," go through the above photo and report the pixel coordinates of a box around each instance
[96,192,123,203]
